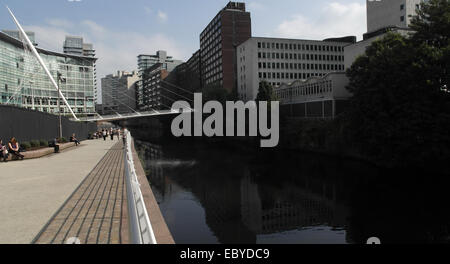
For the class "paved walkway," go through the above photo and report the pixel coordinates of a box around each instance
[33,142,126,244]
[0,139,118,244]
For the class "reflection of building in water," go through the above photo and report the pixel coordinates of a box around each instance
[195,173,256,244]
[134,140,351,243]
[134,141,169,198]
[241,174,348,235]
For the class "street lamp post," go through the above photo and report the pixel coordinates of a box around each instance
[29,80,35,110]
[57,72,66,140]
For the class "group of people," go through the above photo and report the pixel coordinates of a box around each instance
[94,128,122,141]
[93,128,128,147]
[0,137,25,162]
[1,128,127,163]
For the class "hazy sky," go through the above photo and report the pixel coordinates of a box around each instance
[0,0,367,83]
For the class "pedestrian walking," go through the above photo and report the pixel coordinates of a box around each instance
[102,129,107,141]
[122,129,127,146]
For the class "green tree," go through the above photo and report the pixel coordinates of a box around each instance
[410,0,450,49]
[345,0,450,169]
[256,81,277,102]
[202,82,230,104]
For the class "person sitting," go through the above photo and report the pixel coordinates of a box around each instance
[70,134,80,146]
[49,138,60,153]
[8,137,24,160]
[0,139,9,162]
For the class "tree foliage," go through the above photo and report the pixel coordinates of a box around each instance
[256,81,277,102]
[344,0,450,169]
[202,82,230,104]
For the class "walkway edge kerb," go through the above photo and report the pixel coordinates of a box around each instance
[130,138,175,244]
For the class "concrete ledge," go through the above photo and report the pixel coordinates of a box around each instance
[3,142,78,161]
[130,139,175,244]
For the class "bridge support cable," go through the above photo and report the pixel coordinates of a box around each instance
[159,79,196,97]
[157,93,194,112]
[98,77,142,115]
[101,88,143,115]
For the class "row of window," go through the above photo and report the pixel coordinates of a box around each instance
[257,52,344,62]
[276,80,334,99]
[203,55,222,77]
[200,14,222,41]
[256,41,344,52]
[257,71,330,81]
[257,62,344,71]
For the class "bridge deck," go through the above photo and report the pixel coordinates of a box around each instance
[33,142,128,244]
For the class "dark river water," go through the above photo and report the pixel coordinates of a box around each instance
[133,137,450,244]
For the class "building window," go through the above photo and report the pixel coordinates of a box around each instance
[401,16,405,22]
[400,4,404,10]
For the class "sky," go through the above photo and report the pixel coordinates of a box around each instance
[0,0,367,95]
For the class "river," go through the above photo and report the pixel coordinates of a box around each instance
[133,136,450,244]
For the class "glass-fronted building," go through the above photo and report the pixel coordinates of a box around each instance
[0,31,97,116]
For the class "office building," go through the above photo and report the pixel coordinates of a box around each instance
[82,43,95,57]
[345,0,424,69]
[367,0,423,34]
[200,1,251,93]
[138,60,197,112]
[136,50,183,109]
[63,36,98,103]
[0,31,97,115]
[237,36,355,101]
[275,72,352,119]
[139,63,170,111]
[101,71,139,114]
[2,30,37,45]
[63,36,95,57]
[137,51,183,74]
[186,49,200,77]
[183,50,201,93]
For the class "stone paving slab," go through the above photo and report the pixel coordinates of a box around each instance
[33,142,126,244]
[0,139,117,244]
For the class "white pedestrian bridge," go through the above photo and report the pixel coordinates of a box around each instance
[74,109,193,123]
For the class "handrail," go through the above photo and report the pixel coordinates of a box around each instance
[123,130,157,244]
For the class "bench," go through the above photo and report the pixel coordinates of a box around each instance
[2,142,77,161]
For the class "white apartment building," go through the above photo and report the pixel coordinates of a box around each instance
[237,37,354,101]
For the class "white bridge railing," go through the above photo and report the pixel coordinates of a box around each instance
[123,130,157,244]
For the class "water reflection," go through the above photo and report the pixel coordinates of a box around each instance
[135,139,450,244]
